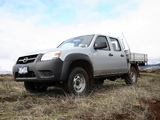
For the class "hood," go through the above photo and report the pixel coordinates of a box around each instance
[22,47,88,57]
[23,48,59,56]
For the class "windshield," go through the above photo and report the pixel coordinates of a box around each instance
[58,35,94,49]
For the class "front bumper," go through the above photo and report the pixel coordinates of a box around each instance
[13,54,63,82]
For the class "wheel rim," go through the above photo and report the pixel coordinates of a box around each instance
[131,71,136,83]
[73,74,86,93]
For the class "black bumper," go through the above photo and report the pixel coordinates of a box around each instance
[13,54,63,82]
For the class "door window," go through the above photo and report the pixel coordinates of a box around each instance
[94,36,110,50]
[110,38,121,51]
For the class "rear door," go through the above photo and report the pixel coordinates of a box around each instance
[109,37,128,73]
[92,36,116,76]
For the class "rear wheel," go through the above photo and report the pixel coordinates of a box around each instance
[125,67,137,85]
[24,82,48,93]
[63,67,89,96]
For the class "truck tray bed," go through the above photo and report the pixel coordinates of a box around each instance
[130,53,148,65]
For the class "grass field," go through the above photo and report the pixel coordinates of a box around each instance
[0,69,160,120]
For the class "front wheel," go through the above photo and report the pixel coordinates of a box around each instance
[125,67,138,85]
[63,67,89,96]
[24,82,48,93]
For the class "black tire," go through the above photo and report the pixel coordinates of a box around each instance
[63,67,89,96]
[24,82,48,93]
[94,79,104,85]
[125,67,137,85]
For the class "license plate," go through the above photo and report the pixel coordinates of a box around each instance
[18,67,28,74]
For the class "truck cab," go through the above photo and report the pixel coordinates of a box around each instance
[92,35,128,75]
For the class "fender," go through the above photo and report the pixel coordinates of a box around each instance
[60,53,93,82]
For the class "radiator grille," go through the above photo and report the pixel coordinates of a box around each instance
[17,54,38,64]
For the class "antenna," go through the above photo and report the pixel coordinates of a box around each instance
[121,32,130,51]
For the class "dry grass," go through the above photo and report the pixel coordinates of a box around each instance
[0,70,160,120]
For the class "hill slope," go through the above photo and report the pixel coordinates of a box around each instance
[0,70,160,119]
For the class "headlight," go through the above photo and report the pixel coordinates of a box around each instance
[41,51,61,61]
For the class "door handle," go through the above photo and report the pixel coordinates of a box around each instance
[120,54,124,57]
[109,53,113,57]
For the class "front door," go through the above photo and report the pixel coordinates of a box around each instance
[92,36,116,76]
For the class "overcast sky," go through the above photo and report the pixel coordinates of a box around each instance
[0,0,160,71]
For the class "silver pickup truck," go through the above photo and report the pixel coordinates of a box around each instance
[13,34,148,96]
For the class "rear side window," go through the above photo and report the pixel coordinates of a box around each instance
[110,37,121,51]
[94,36,110,50]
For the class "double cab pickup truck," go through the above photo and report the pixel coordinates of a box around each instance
[13,34,148,96]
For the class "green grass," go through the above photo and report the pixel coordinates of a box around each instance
[0,70,160,120]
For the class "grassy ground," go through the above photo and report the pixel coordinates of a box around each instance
[0,69,160,120]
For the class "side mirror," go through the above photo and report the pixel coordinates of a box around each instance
[94,42,107,50]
